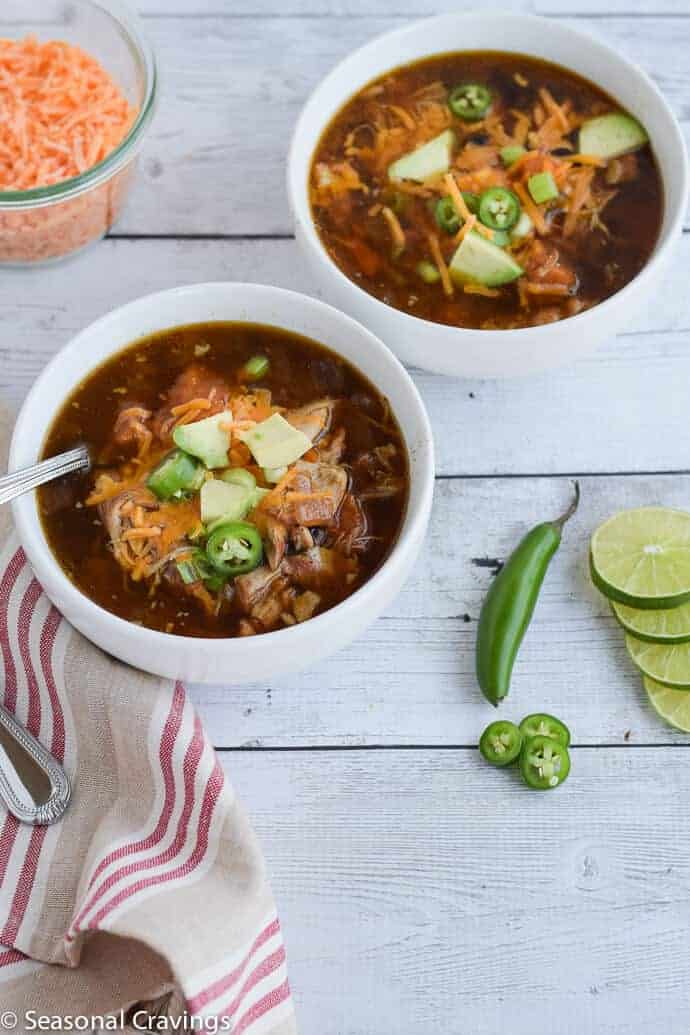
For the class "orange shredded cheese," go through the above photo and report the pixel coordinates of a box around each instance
[463,283,500,298]
[453,213,477,245]
[443,172,493,241]
[538,88,569,134]
[525,282,571,296]
[426,232,453,297]
[0,35,137,192]
[513,181,548,236]
[563,167,595,237]
[121,526,163,541]
[567,153,606,168]
[381,205,406,255]
[170,398,213,418]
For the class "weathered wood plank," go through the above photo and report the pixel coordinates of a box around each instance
[138,1,690,20]
[226,747,690,1034]
[190,474,690,748]
[102,15,690,234]
[2,236,689,478]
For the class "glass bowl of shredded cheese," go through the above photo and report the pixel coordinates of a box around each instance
[0,0,156,266]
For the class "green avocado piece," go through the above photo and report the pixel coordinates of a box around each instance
[388,130,456,183]
[449,231,523,288]
[579,112,649,160]
[172,410,232,469]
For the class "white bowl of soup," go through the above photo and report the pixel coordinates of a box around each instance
[10,283,434,685]
[287,13,688,378]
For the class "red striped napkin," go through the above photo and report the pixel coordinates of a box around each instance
[0,408,297,1033]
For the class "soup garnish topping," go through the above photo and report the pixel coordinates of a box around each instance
[38,323,409,639]
[310,52,662,330]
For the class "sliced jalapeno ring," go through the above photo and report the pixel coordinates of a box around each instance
[479,720,523,767]
[478,187,521,231]
[434,195,462,234]
[520,735,571,790]
[462,191,480,215]
[448,82,492,121]
[519,713,571,747]
[206,521,263,577]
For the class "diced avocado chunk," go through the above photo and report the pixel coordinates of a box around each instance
[220,467,256,492]
[449,231,523,288]
[579,112,649,160]
[388,130,456,183]
[240,412,311,469]
[264,466,288,484]
[173,410,232,469]
[200,479,252,525]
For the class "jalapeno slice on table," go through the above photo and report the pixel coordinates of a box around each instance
[448,83,492,121]
[519,713,571,747]
[478,187,521,231]
[479,720,523,766]
[520,735,571,790]
[205,521,263,577]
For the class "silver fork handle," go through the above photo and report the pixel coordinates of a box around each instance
[0,704,71,825]
[0,446,90,505]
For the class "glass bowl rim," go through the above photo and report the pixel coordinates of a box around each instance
[0,0,157,211]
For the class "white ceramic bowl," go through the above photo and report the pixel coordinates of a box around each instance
[288,13,688,378]
[10,283,434,685]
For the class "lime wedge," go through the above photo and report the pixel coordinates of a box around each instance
[626,633,690,689]
[644,676,690,732]
[590,507,690,609]
[612,599,690,644]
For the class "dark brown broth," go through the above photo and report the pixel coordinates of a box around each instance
[39,322,408,638]
[310,51,663,330]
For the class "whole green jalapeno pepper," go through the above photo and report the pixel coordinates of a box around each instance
[476,483,580,707]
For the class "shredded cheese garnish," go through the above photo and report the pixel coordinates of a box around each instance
[0,35,137,192]
[426,232,453,297]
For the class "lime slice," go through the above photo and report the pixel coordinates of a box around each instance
[644,676,690,732]
[612,599,690,643]
[590,507,690,609]
[626,633,690,688]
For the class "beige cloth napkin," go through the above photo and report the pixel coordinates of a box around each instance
[0,408,297,1034]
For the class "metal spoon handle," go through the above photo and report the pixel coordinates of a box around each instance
[0,704,71,825]
[0,446,90,505]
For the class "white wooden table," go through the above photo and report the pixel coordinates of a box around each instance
[6,1,690,1030]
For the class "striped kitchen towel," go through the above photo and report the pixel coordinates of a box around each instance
[0,410,296,1033]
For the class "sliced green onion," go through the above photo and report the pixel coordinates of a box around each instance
[242,355,270,381]
[416,260,441,284]
[176,550,230,592]
[147,450,205,501]
[500,145,526,167]
[528,171,559,205]
[176,559,199,585]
